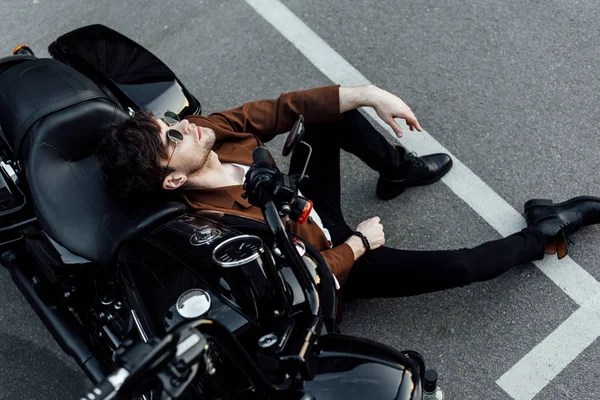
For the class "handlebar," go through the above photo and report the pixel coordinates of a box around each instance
[79,368,128,400]
[245,147,320,316]
[252,145,272,167]
[242,147,324,375]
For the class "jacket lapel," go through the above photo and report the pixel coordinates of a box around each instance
[224,185,252,208]
[213,134,260,166]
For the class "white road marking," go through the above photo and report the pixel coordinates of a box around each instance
[243,0,600,398]
[496,293,600,400]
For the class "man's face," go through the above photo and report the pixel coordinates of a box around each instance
[157,118,216,184]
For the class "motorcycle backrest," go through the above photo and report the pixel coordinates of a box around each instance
[0,58,186,266]
[48,24,202,118]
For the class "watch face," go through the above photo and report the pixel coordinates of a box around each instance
[190,226,221,246]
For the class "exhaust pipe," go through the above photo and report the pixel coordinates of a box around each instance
[8,263,105,384]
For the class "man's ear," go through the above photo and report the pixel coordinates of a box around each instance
[163,173,188,191]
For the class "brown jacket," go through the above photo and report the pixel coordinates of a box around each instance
[181,85,354,283]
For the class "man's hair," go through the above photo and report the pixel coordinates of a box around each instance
[95,111,173,198]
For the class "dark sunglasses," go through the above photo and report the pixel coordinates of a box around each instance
[160,111,184,178]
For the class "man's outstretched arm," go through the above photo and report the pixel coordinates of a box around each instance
[339,85,422,138]
[205,84,422,142]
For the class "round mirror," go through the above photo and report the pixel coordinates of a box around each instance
[282,115,305,156]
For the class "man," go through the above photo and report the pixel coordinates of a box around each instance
[96,84,600,299]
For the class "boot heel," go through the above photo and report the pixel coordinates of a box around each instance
[524,199,553,210]
[557,232,569,259]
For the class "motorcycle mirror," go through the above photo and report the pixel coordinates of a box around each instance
[282,115,312,182]
[282,115,305,157]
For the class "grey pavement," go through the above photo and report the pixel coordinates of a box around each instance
[0,0,599,399]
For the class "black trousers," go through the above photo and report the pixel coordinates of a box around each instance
[289,110,546,299]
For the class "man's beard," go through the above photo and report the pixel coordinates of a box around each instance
[186,130,216,176]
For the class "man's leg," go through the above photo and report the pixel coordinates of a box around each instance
[290,113,600,300]
[291,109,451,200]
[342,228,547,299]
[290,116,548,299]
[289,109,415,235]
[291,109,403,177]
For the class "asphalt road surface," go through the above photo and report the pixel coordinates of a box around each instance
[1,0,600,399]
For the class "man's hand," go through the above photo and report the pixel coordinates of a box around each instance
[339,85,422,138]
[370,86,422,138]
[344,216,385,261]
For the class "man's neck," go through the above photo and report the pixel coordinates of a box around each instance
[184,151,244,190]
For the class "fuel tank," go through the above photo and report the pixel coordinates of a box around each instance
[141,210,339,333]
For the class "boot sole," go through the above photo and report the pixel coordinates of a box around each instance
[524,196,600,211]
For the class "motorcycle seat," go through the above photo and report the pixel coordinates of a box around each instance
[0,58,186,266]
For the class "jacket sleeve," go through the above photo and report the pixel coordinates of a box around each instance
[319,243,355,285]
[205,85,342,143]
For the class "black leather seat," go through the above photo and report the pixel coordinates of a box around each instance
[0,58,185,266]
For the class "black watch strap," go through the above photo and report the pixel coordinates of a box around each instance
[353,231,371,251]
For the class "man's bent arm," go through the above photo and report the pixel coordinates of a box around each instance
[205,84,421,142]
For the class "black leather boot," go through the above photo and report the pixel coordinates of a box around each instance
[376,147,452,200]
[524,196,600,258]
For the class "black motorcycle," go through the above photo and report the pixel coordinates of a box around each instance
[0,24,430,399]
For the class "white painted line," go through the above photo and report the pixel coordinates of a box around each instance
[243,1,600,398]
[533,257,600,307]
[496,294,600,400]
[246,0,370,88]
[244,0,600,307]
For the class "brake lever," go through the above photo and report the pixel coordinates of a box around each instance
[157,327,207,399]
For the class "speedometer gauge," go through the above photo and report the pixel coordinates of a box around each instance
[212,235,264,267]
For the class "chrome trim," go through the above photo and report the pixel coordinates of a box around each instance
[273,240,306,257]
[189,226,221,246]
[176,333,202,357]
[107,368,130,390]
[131,310,149,343]
[176,289,211,319]
[298,141,312,180]
[212,234,264,268]
[258,333,278,348]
